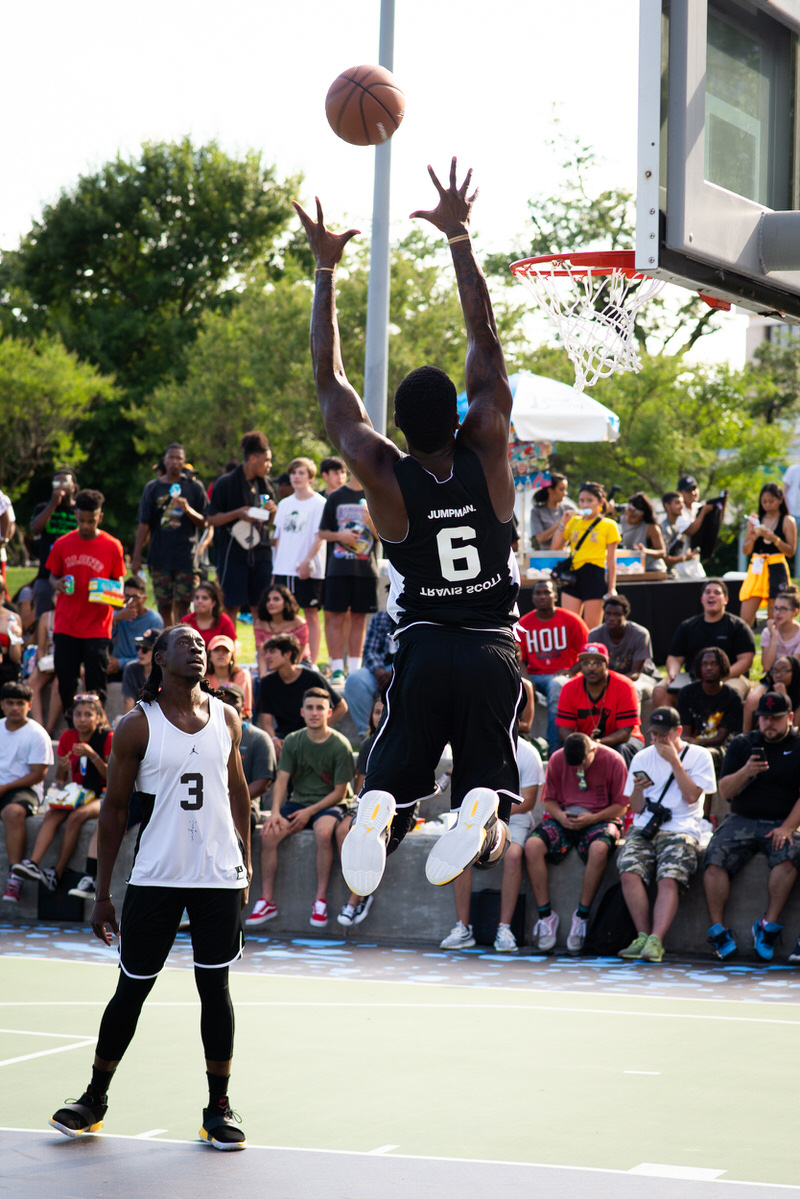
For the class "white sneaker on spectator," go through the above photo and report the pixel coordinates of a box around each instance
[351,894,373,925]
[534,911,559,952]
[341,790,396,895]
[566,910,587,955]
[68,875,96,900]
[494,923,518,953]
[440,922,476,950]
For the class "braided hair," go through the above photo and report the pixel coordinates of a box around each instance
[139,627,221,704]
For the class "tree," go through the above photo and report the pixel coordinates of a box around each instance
[0,334,116,494]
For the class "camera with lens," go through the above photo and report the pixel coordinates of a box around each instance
[640,797,673,841]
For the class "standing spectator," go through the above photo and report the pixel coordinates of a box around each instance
[180,581,237,651]
[0,579,23,689]
[781,461,800,569]
[618,492,668,572]
[108,577,163,677]
[556,642,643,765]
[314,474,378,685]
[130,443,208,626]
[529,473,576,549]
[739,483,796,627]
[344,609,394,737]
[587,594,659,701]
[29,469,78,617]
[320,456,348,495]
[525,733,627,954]
[29,606,60,734]
[206,431,277,624]
[515,578,588,752]
[617,707,716,963]
[652,578,755,708]
[552,481,620,629]
[0,682,54,904]
[121,629,158,714]
[254,585,310,675]
[46,489,125,714]
[675,475,714,542]
[273,458,326,666]
[660,491,703,578]
[0,488,15,584]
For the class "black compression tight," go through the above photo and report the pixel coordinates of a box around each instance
[195,966,235,1062]
[96,972,158,1062]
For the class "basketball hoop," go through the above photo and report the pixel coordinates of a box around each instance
[509,250,666,393]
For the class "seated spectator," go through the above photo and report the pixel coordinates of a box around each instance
[121,629,158,714]
[344,609,394,738]
[660,491,703,578]
[652,578,755,708]
[530,473,576,549]
[440,738,545,952]
[587,594,659,700]
[254,585,310,676]
[217,682,277,830]
[245,688,354,928]
[180,580,236,650]
[0,682,54,904]
[337,696,385,927]
[108,576,163,677]
[12,694,112,899]
[759,587,800,668]
[515,578,588,752]
[556,643,643,766]
[677,648,743,778]
[525,733,627,954]
[704,691,800,962]
[0,579,23,689]
[205,635,253,718]
[617,707,716,962]
[29,607,61,735]
[256,634,347,754]
[619,492,668,572]
[743,653,800,734]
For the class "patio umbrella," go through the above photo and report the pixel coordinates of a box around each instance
[457,371,620,442]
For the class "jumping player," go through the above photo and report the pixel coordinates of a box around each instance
[49,625,251,1150]
[293,158,521,894]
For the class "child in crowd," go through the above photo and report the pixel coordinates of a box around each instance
[254,585,310,675]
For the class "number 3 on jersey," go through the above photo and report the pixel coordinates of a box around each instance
[180,772,204,810]
[436,526,481,582]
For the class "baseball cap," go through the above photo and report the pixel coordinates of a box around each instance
[678,475,698,491]
[135,629,160,651]
[577,642,609,661]
[208,635,235,653]
[218,682,245,703]
[649,706,680,730]
[756,691,791,716]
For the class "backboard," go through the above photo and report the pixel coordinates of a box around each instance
[637,0,800,321]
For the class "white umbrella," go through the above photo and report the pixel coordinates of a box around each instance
[508,371,620,442]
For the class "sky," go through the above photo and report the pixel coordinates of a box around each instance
[1,0,748,366]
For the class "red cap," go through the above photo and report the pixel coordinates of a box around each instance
[577,642,609,660]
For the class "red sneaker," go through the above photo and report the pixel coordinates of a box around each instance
[244,898,277,927]
[309,900,328,928]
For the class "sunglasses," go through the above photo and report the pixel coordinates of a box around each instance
[73,693,99,706]
[136,645,153,654]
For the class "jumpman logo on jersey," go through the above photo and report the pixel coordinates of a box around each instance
[189,746,199,755]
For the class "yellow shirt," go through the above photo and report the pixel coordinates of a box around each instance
[563,515,620,569]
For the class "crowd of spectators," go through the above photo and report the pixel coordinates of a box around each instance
[3,450,800,964]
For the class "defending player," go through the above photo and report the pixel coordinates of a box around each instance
[293,158,521,894]
[49,625,251,1150]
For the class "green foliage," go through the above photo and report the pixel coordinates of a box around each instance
[0,334,116,494]
[743,337,800,426]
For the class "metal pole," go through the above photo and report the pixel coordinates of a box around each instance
[363,0,395,437]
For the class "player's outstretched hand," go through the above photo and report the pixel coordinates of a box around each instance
[410,157,477,238]
[292,198,360,270]
[91,899,119,946]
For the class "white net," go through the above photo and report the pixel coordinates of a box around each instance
[513,258,666,392]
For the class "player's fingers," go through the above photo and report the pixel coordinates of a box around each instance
[315,196,324,225]
[449,156,458,189]
[427,164,444,194]
[468,186,479,205]
[460,167,473,195]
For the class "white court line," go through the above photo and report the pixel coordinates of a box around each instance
[2,1000,800,1026]
[3,1127,799,1190]
[630,1163,725,1180]
[368,1144,400,1154]
[0,1027,94,1038]
[623,1070,660,1075]
[134,1128,168,1138]
[0,1038,95,1067]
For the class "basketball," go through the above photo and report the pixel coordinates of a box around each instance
[325,65,405,146]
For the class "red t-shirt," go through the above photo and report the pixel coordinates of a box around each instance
[556,671,642,741]
[57,728,113,786]
[46,530,126,640]
[180,611,237,650]
[516,608,589,674]
[542,744,628,813]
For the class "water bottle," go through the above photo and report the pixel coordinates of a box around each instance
[168,483,182,528]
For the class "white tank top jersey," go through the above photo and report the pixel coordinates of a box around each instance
[128,694,247,888]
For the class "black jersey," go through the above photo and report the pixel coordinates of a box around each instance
[383,445,519,631]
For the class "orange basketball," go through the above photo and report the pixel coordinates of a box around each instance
[325,65,405,146]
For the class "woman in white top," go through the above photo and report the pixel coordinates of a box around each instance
[760,587,800,671]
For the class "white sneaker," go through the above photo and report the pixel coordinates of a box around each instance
[341,790,396,896]
[351,894,373,925]
[566,910,587,955]
[337,903,356,927]
[440,922,476,950]
[534,911,559,952]
[425,788,499,886]
[494,923,518,953]
[67,875,96,900]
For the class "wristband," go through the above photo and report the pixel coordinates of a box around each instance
[315,267,334,273]
[96,895,111,902]
[447,233,470,245]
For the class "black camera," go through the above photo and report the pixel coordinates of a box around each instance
[640,797,672,841]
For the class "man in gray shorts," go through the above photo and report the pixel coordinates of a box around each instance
[703,691,800,962]
[617,707,716,963]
